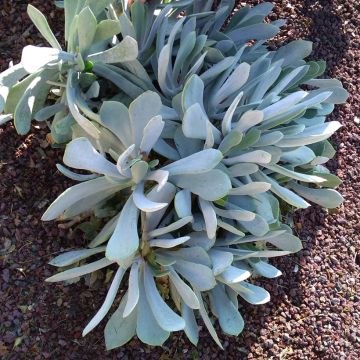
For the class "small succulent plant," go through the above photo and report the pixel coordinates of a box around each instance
[0,0,348,351]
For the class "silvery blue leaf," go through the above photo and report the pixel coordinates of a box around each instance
[137,270,170,346]
[144,264,185,332]
[131,161,149,184]
[89,214,120,248]
[148,216,193,238]
[116,145,136,178]
[106,196,139,261]
[145,183,176,231]
[100,101,133,148]
[182,103,221,143]
[217,219,245,237]
[194,289,223,349]
[173,260,216,291]
[210,285,244,336]
[27,5,62,50]
[168,267,200,309]
[42,177,126,221]
[133,182,168,213]
[235,110,264,132]
[227,23,280,44]
[218,130,243,154]
[87,36,139,63]
[78,7,97,55]
[214,205,255,222]
[223,150,272,165]
[221,92,243,135]
[153,138,181,160]
[149,236,190,248]
[253,131,283,147]
[163,149,223,175]
[249,260,282,278]
[230,282,270,305]
[228,163,259,177]
[290,182,344,209]
[209,249,233,276]
[263,164,326,183]
[49,247,106,267]
[229,182,271,196]
[276,121,342,147]
[63,138,121,178]
[217,265,251,283]
[83,267,126,336]
[46,258,113,282]
[175,189,192,218]
[171,170,231,201]
[262,91,308,120]
[146,170,169,191]
[213,63,250,105]
[56,164,99,182]
[140,115,165,154]
[123,262,140,318]
[273,40,312,66]
[199,198,217,239]
[254,171,310,208]
[181,303,199,346]
[280,146,316,165]
[129,91,162,148]
[105,292,137,350]
[186,231,216,251]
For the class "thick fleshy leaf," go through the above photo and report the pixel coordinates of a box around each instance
[229,182,271,196]
[143,264,185,332]
[140,115,165,154]
[217,266,251,284]
[78,7,97,55]
[210,285,244,336]
[83,267,126,336]
[123,262,140,318]
[46,258,113,282]
[106,196,140,261]
[171,170,231,201]
[290,182,344,209]
[104,292,137,350]
[87,36,139,63]
[182,103,221,142]
[194,289,223,349]
[222,92,243,136]
[199,198,217,239]
[149,236,190,248]
[42,177,127,221]
[63,137,121,178]
[148,216,193,238]
[100,101,133,148]
[136,271,170,346]
[235,110,264,132]
[173,260,216,291]
[228,163,259,177]
[94,19,122,43]
[175,189,192,218]
[263,164,326,183]
[129,91,162,148]
[209,249,233,276]
[168,267,200,309]
[250,261,282,278]
[276,121,342,147]
[214,206,255,222]
[27,5,62,50]
[223,150,272,165]
[231,282,270,305]
[49,247,106,267]
[89,215,119,248]
[133,182,168,213]
[163,149,223,175]
[181,303,199,346]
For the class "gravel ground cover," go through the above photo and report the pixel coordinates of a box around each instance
[0,1,359,359]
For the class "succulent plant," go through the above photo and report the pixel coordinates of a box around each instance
[1,0,348,351]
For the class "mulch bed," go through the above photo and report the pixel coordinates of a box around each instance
[0,1,359,359]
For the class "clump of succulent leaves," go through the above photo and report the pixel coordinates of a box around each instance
[0,0,349,351]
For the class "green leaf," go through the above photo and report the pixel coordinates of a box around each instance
[78,7,97,55]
